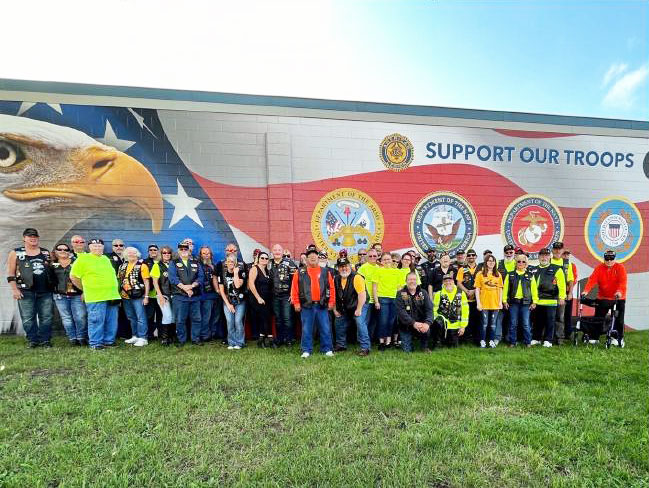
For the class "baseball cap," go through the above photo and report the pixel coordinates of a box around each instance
[483,249,492,255]
[338,249,348,257]
[539,247,551,255]
[442,273,455,281]
[177,242,189,249]
[23,228,39,237]
[504,244,515,252]
[306,248,318,257]
[336,257,350,267]
[318,251,328,259]
[604,250,616,261]
[88,238,104,245]
[456,249,466,255]
[552,241,564,249]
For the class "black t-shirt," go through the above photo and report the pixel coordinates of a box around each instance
[219,268,247,304]
[427,265,458,293]
[27,254,49,292]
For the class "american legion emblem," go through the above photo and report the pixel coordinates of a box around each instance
[379,133,414,171]
[410,191,477,257]
[501,194,564,260]
[311,188,385,263]
[585,197,643,263]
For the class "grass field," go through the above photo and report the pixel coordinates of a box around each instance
[0,332,647,487]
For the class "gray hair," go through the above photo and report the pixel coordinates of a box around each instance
[124,246,141,259]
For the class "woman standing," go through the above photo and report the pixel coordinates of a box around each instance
[119,247,150,347]
[49,242,87,345]
[219,254,247,350]
[474,254,503,348]
[427,252,457,296]
[249,251,274,348]
[199,246,220,343]
[151,245,175,345]
[373,252,404,350]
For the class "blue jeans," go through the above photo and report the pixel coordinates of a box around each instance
[300,305,333,354]
[273,295,294,343]
[172,298,202,343]
[200,298,219,341]
[122,298,148,339]
[508,302,532,345]
[400,328,430,352]
[86,301,119,347]
[536,305,557,342]
[17,291,54,344]
[334,304,371,351]
[377,297,396,339]
[53,294,87,341]
[481,309,500,342]
[495,308,509,342]
[223,301,246,347]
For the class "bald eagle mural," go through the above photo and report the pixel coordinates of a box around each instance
[0,102,239,333]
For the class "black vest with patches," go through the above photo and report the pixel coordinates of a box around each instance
[269,258,297,296]
[537,264,560,300]
[117,260,146,299]
[201,262,216,294]
[334,272,359,314]
[297,267,329,308]
[158,261,171,297]
[50,262,81,295]
[14,247,51,291]
[172,257,201,297]
[460,265,478,290]
[506,271,533,305]
[437,289,463,323]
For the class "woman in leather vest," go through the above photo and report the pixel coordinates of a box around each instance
[151,245,175,345]
[49,243,88,345]
[199,246,221,343]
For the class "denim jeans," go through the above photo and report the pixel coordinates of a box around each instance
[200,298,219,341]
[481,309,500,342]
[508,302,532,345]
[172,298,202,343]
[223,301,246,347]
[400,328,430,352]
[17,291,54,344]
[334,304,371,351]
[122,298,148,339]
[377,297,396,339]
[53,294,87,341]
[300,305,333,354]
[495,307,509,342]
[273,294,294,344]
[86,301,119,347]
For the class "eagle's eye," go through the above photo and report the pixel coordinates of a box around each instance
[0,140,25,168]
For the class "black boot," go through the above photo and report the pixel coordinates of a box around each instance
[160,324,170,346]
[257,335,265,348]
[268,336,278,348]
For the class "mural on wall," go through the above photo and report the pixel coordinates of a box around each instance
[0,100,647,332]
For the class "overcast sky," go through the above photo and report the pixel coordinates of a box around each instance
[3,0,648,120]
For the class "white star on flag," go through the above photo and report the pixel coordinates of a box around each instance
[163,179,204,228]
[17,102,63,116]
[127,108,157,138]
[97,120,136,152]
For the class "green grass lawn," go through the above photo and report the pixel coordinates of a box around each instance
[0,332,647,487]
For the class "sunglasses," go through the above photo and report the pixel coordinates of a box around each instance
[72,240,85,244]
[259,257,269,260]
[161,251,172,255]
[113,244,124,247]
[358,253,367,256]
[516,260,527,264]
[178,247,189,251]
[604,256,615,261]
[56,248,70,252]
[226,249,237,253]
[467,254,477,257]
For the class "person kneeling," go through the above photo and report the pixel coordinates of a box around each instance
[396,271,434,352]
[432,273,469,347]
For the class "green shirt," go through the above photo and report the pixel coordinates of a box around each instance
[374,267,418,298]
[551,257,574,282]
[70,253,120,303]
[357,262,378,303]
[502,269,539,304]
[432,286,469,329]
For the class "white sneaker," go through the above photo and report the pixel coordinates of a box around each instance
[479,340,486,348]
[610,338,619,347]
[542,341,553,348]
[530,340,541,346]
[301,352,310,358]
[233,345,241,350]
[493,340,500,346]
[227,345,234,350]
[133,338,148,347]
[619,339,625,348]
[488,340,496,348]
[324,351,334,357]
[125,336,138,344]
[588,340,599,345]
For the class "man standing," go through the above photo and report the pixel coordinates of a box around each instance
[432,273,469,348]
[357,248,380,342]
[421,248,440,278]
[167,242,204,346]
[550,241,574,344]
[290,248,335,358]
[6,228,54,348]
[333,257,370,356]
[269,243,297,346]
[107,239,126,273]
[495,244,517,344]
[562,249,578,340]
[70,235,87,256]
[530,248,566,347]
[582,250,627,347]
[456,248,480,345]
[454,249,467,269]
[396,271,434,353]
[70,238,121,350]
[143,244,162,341]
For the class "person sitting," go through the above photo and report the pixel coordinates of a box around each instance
[432,273,469,348]
[395,271,434,353]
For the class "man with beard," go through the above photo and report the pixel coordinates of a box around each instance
[333,257,370,356]
[456,249,480,345]
[396,271,434,353]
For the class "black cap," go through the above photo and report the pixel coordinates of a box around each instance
[88,238,104,245]
[466,248,476,255]
[336,257,350,267]
[604,250,616,260]
[148,244,159,250]
[177,242,189,249]
[552,241,564,249]
[442,273,455,281]
[426,248,436,254]
[306,248,318,257]
[504,244,515,252]
[456,249,466,255]
[306,243,317,252]
[539,247,551,255]
[483,249,492,255]
[23,228,39,237]
[514,247,524,255]
[318,251,328,259]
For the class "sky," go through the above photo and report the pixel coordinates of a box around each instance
[2,0,648,121]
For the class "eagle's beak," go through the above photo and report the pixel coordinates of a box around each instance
[3,146,163,233]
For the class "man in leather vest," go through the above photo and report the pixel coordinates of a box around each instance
[530,248,566,347]
[269,243,297,347]
[290,248,335,358]
[6,228,54,347]
[333,257,370,356]
[143,244,162,340]
[396,271,434,352]
[550,241,574,344]
[167,242,204,346]
[456,248,480,345]
[432,273,469,348]
[502,253,538,347]
[151,246,174,345]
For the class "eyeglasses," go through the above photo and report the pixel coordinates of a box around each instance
[604,256,615,261]
[72,240,85,244]
[113,244,124,247]
[505,251,515,254]
[467,254,477,257]
[259,256,269,260]
[516,260,527,264]
[161,251,172,255]
[56,248,70,252]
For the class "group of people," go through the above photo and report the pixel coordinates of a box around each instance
[6,227,629,355]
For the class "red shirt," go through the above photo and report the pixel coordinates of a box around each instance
[290,266,335,307]
[583,263,627,300]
